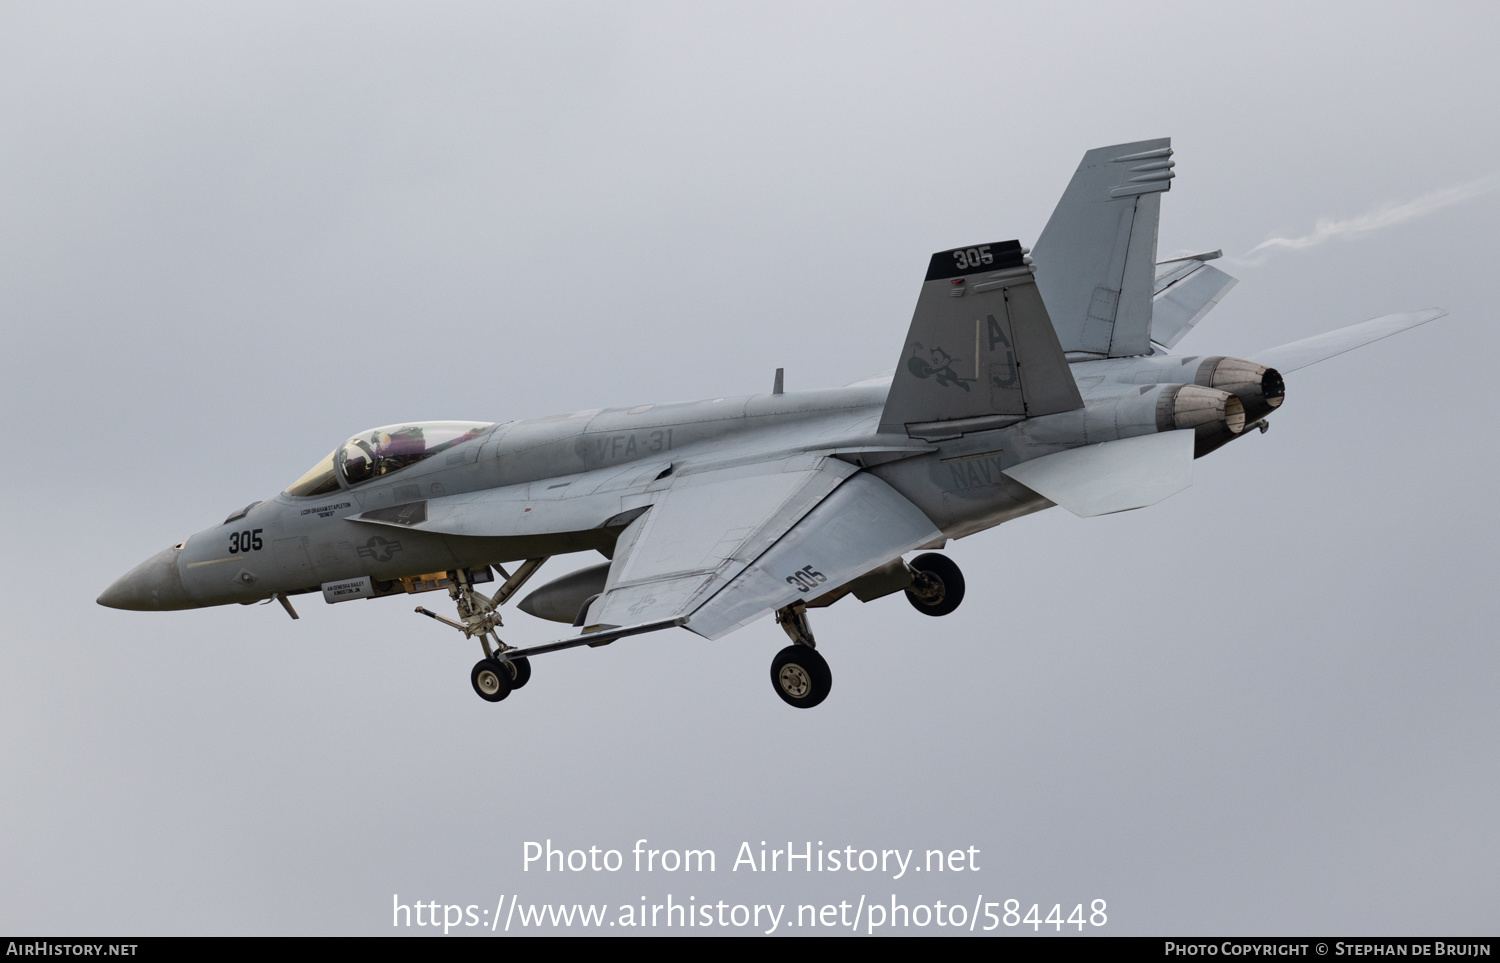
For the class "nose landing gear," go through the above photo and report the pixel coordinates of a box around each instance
[415,559,548,702]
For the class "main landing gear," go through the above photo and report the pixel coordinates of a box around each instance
[904,552,965,617]
[771,602,831,708]
[765,553,966,709]
[414,559,548,703]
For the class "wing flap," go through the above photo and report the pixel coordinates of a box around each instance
[685,472,944,640]
[583,456,857,628]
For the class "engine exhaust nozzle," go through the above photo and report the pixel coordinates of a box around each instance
[1159,384,1245,437]
[1195,356,1285,422]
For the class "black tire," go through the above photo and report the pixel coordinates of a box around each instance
[770,644,832,709]
[471,658,512,702]
[505,656,532,690]
[905,552,965,617]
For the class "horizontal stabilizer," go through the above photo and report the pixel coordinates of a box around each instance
[1254,310,1447,373]
[1002,429,1195,517]
[1151,254,1238,348]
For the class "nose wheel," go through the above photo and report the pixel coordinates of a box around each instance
[470,655,531,701]
[471,659,513,702]
[506,655,531,690]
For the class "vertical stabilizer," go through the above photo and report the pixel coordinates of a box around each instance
[879,240,1083,438]
[1031,138,1173,358]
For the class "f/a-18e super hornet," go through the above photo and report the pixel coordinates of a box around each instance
[99,138,1447,708]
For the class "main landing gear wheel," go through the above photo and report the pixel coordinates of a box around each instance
[471,659,513,702]
[770,645,832,709]
[905,552,965,617]
[506,656,532,690]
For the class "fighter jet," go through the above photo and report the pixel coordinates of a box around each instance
[98,138,1447,709]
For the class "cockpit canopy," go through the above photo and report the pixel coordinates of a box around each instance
[285,421,493,496]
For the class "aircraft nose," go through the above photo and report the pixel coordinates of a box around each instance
[97,545,192,611]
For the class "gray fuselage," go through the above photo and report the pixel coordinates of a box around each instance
[99,352,1263,614]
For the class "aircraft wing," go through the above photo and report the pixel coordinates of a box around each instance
[1254,309,1447,373]
[582,457,943,640]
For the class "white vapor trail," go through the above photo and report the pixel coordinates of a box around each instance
[1237,173,1500,265]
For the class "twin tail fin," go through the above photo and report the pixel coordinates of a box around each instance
[878,240,1083,439]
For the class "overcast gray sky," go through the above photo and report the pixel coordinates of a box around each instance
[2,1,1496,936]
